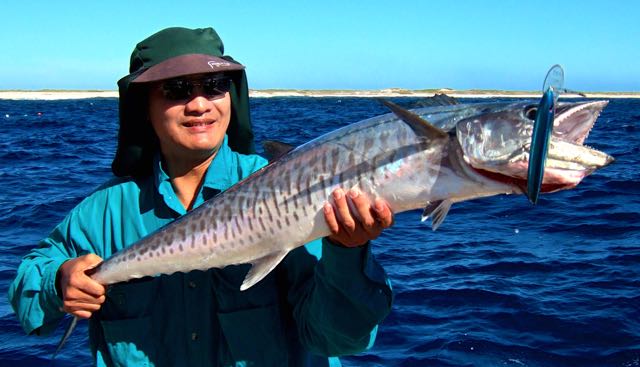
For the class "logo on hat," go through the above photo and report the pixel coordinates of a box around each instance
[208,60,232,69]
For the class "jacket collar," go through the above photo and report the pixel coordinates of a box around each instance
[153,135,233,214]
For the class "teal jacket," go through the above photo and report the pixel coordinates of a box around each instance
[8,136,393,367]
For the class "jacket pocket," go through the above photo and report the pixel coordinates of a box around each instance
[101,316,156,367]
[217,304,288,367]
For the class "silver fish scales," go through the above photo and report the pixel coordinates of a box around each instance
[89,98,612,291]
[54,97,613,358]
[92,102,611,290]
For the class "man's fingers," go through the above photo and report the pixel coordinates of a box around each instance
[64,287,106,304]
[333,189,356,233]
[56,254,107,319]
[373,199,394,228]
[324,188,395,247]
[348,189,377,235]
[67,289,106,305]
[61,254,106,298]
[69,309,94,320]
[81,253,104,267]
[76,278,106,299]
[66,272,105,298]
[63,301,103,319]
[323,203,340,235]
[64,301,103,312]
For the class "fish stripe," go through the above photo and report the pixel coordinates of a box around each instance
[86,100,609,293]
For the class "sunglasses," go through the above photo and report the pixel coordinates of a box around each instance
[160,76,232,101]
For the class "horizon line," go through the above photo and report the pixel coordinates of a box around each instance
[1,88,639,94]
[1,89,640,101]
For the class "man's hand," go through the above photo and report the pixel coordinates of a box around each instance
[324,188,394,247]
[57,254,106,319]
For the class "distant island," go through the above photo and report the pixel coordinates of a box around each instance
[1,88,639,100]
[248,88,640,99]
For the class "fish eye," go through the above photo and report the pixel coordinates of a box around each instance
[524,106,537,121]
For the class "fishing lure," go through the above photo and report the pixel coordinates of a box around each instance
[527,64,564,204]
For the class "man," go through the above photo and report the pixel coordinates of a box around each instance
[9,27,393,366]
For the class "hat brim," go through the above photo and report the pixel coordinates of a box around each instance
[131,53,245,83]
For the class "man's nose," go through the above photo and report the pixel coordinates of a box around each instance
[184,94,213,115]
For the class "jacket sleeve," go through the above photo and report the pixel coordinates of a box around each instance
[7,210,87,336]
[282,238,393,356]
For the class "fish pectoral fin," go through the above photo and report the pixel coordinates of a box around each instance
[421,199,453,231]
[240,250,289,291]
[380,100,449,140]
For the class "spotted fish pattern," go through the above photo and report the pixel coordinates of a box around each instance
[89,99,611,291]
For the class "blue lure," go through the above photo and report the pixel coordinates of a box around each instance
[527,88,556,204]
[527,65,563,204]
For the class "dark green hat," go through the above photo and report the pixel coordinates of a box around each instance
[112,27,256,177]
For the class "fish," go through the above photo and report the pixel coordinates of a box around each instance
[53,96,613,356]
[90,97,612,289]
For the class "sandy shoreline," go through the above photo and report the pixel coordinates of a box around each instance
[0,91,120,100]
[1,89,639,100]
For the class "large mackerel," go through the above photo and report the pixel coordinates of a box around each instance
[54,97,613,357]
[89,97,612,291]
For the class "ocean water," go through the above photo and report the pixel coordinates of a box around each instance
[0,97,638,367]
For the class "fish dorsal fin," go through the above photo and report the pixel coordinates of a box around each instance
[414,93,460,107]
[380,100,449,140]
[263,140,296,162]
[421,199,453,231]
[240,250,289,291]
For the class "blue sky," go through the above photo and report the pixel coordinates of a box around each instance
[1,0,638,91]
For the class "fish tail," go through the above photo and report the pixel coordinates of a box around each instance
[52,315,78,360]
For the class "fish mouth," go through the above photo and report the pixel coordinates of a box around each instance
[542,100,614,187]
[553,100,609,144]
[468,100,614,192]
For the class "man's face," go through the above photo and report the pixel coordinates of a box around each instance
[148,74,232,163]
